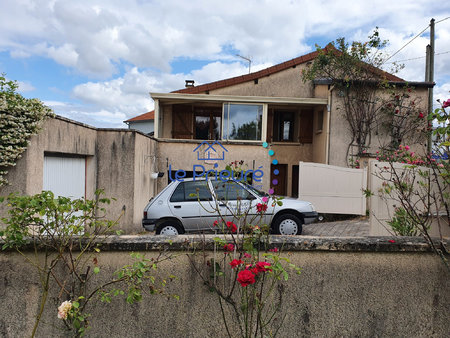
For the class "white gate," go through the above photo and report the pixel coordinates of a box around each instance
[43,156,86,198]
[298,162,367,215]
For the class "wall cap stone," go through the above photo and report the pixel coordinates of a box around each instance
[2,235,448,253]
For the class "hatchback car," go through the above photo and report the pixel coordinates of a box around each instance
[142,178,317,235]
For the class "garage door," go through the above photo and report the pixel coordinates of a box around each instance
[43,156,86,198]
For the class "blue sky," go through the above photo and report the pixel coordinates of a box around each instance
[1,0,449,128]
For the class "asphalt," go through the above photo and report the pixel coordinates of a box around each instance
[303,217,369,237]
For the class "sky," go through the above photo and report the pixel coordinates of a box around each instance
[1,0,449,128]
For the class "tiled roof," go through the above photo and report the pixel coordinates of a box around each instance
[125,110,154,122]
[173,45,404,94]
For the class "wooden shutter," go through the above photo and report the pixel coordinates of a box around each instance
[266,109,274,142]
[172,105,193,139]
[299,109,313,143]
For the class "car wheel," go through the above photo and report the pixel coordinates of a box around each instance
[156,221,183,235]
[272,214,303,235]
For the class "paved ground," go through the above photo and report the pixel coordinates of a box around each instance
[303,217,369,237]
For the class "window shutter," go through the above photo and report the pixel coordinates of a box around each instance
[299,109,313,143]
[267,109,273,142]
[172,105,193,139]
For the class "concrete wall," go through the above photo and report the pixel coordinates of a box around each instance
[0,236,448,337]
[0,116,158,234]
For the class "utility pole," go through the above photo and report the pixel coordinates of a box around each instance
[426,18,435,153]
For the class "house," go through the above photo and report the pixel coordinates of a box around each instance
[144,49,432,197]
[1,49,433,234]
[124,110,155,135]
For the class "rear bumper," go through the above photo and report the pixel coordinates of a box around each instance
[303,212,318,224]
[142,218,158,232]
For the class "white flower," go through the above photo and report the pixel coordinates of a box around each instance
[57,300,72,320]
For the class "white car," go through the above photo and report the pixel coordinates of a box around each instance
[142,178,317,235]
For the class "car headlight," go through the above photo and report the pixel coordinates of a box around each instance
[309,203,316,212]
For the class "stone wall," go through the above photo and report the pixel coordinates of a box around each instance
[0,235,448,337]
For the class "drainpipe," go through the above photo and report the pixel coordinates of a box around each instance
[326,85,335,165]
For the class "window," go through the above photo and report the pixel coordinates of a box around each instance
[212,180,255,201]
[223,103,263,141]
[273,111,295,142]
[170,181,212,202]
[194,107,222,140]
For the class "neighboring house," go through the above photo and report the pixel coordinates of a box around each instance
[124,110,155,134]
[140,49,432,197]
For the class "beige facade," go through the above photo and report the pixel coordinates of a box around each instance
[151,62,430,196]
[0,116,158,234]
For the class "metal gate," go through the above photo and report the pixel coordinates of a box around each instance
[298,162,367,215]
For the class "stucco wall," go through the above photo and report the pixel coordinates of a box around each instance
[0,116,157,234]
[210,63,313,98]
[328,87,429,167]
[0,236,448,337]
[156,141,313,194]
[0,117,98,219]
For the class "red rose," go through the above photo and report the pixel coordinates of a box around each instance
[213,220,219,227]
[443,99,450,108]
[230,259,243,269]
[253,261,272,274]
[237,270,256,287]
[388,240,396,243]
[226,221,237,233]
[269,247,278,253]
[256,203,268,213]
[418,112,424,119]
[223,244,234,252]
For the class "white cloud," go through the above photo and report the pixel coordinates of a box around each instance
[1,0,449,127]
[70,61,270,125]
[17,80,35,92]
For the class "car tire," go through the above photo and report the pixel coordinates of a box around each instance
[272,214,303,235]
[155,220,184,235]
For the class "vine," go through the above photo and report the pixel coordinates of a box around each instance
[0,75,53,186]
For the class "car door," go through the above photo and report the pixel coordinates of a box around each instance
[168,180,212,231]
[210,180,258,230]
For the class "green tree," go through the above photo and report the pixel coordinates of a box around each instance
[302,30,423,163]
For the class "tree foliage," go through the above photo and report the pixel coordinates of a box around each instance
[0,75,53,186]
[302,29,425,163]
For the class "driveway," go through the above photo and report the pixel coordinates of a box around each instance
[303,217,369,237]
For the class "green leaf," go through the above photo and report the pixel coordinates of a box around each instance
[93,267,100,274]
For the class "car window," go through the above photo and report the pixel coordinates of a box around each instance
[170,181,212,202]
[211,180,255,201]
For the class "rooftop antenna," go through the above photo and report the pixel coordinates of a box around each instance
[236,54,252,74]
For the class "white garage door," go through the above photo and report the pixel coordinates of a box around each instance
[43,156,86,199]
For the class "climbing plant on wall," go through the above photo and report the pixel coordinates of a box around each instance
[0,74,53,186]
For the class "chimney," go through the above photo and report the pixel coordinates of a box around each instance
[185,80,195,88]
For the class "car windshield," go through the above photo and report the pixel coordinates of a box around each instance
[243,183,268,197]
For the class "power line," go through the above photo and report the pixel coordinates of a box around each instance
[386,50,450,64]
[383,25,429,64]
[435,16,450,24]
[383,16,449,64]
